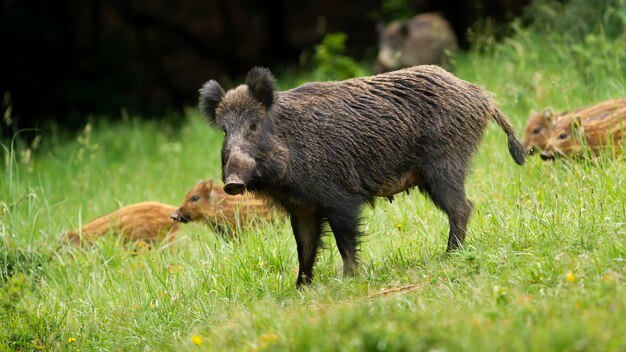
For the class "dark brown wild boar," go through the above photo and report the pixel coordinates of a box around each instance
[63,202,180,245]
[375,13,458,73]
[199,65,525,287]
[541,104,626,160]
[171,179,278,233]
[524,99,626,155]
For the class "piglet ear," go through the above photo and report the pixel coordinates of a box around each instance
[246,67,276,110]
[570,114,583,130]
[543,108,554,124]
[199,80,225,123]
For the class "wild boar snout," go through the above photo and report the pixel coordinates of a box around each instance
[224,175,246,195]
[223,149,256,195]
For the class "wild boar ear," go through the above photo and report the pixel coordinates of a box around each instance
[199,80,225,124]
[246,67,276,110]
[399,22,409,37]
[376,21,385,34]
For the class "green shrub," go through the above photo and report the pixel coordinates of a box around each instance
[310,32,367,82]
[380,0,414,21]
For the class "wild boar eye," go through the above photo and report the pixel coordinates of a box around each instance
[249,122,258,131]
[190,195,200,202]
[558,132,569,139]
[532,127,542,134]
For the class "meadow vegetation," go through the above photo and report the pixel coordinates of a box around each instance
[1,1,626,350]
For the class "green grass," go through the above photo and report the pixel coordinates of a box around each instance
[2,27,626,351]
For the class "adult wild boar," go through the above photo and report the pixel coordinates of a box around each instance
[375,13,458,73]
[199,65,525,287]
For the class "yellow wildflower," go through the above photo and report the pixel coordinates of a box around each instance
[68,337,77,343]
[566,271,576,283]
[191,335,203,346]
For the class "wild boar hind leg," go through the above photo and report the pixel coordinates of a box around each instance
[323,201,362,278]
[419,168,473,251]
[290,208,324,287]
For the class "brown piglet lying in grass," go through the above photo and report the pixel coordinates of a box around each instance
[62,202,180,246]
[524,98,626,155]
[62,179,277,246]
[170,179,279,234]
[541,103,626,160]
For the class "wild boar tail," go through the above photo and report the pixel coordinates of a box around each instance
[492,107,526,165]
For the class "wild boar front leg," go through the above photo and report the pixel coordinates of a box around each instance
[290,209,323,287]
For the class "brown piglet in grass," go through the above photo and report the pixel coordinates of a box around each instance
[541,103,626,160]
[62,202,180,246]
[62,180,277,246]
[170,179,279,234]
[524,98,626,155]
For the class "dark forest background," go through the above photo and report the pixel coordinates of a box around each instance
[2,0,531,137]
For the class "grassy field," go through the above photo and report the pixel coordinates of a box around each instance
[2,24,626,351]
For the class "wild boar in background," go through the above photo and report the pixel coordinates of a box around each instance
[199,65,525,287]
[375,13,458,73]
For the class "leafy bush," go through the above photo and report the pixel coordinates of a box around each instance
[310,33,367,82]
[380,0,415,21]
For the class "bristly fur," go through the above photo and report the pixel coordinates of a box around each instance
[207,65,525,287]
[199,80,225,123]
[245,67,276,109]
